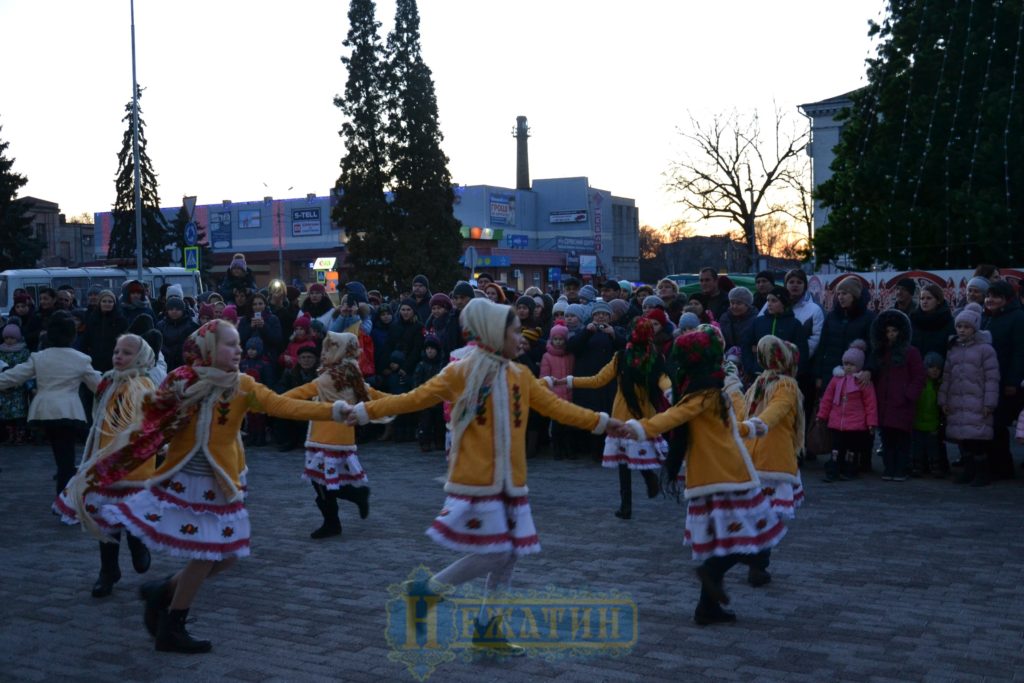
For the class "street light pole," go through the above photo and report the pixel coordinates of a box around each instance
[130,0,143,280]
[263,182,293,281]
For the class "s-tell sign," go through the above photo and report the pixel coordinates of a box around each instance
[292,208,322,237]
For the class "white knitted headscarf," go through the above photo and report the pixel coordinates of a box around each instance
[447,298,521,474]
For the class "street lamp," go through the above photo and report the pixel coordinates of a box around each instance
[263,182,293,280]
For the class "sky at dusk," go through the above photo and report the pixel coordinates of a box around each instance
[0,0,884,234]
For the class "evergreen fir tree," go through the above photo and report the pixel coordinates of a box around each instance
[332,0,395,293]
[815,0,1024,269]
[0,123,44,270]
[384,0,462,292]
[108,86,174,266]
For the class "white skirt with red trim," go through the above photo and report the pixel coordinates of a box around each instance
[684,487,787,561]
[427,492,540,557]
[761,473,804,520]
[602,435,668,470]
[302,445,367,489]
[53,483,142,530]
[102,471,251,561]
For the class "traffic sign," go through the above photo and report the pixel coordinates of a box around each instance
[184,221,198,246]
[183,195,198,220]
[463,246,478,273]
[184,246,200,272]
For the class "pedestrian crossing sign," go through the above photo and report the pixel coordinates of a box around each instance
[184,246,200,272]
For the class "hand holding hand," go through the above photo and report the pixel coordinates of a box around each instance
[748,417,769,437]
[332,400,353,423]
[605,418,629,438]
[345,412,359,426]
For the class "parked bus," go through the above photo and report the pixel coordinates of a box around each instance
[0,267,203,316]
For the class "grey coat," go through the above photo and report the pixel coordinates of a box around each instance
[937,330,1000,441]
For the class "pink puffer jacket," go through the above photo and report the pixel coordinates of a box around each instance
[938,331,1000,442]
[817,367,878,432]
[540,348,574,402]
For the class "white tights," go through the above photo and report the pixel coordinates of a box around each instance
[430,551,518,624]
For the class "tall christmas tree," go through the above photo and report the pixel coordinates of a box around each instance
[0,123,45,270]
[108,86,174,266]
[384,0,462,292]
[332,0,395,293]
[815,1,1024,269]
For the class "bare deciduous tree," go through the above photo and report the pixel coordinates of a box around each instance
[666,106,809,265]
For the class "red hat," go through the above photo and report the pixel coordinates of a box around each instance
[308,283,327,295]
[293,315,312,329]
[644,308,669,327]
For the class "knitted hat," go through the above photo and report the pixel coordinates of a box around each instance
[246,337,264,354]
[657,278,679,294]
[412,274,430,289]
[521,327,541,344]
[835,276,863,298]
[678,312,700,332]
[125,280,145,294]
[841,339,868,370]
[293,314,312,330]
[578,285,598,303]
[644,307,669,328]
[451,281,473,300]
[565,303,589,323]
[967,276,990,293]
[767,285,792,309]
[609,298,629,318]
[955,302,983,330]
[310,319,327,337]
[755,270,775,284]
[166,284,184,299]
[345,281,368,305]
[230,254,247,271]
[198,303,215,319]
[430,293,454,311]
[128,314,154,335]
[423,334,442,351]
[3,323,22,340]
[141,329,163,357]
[308,283,326,295]
[164,296,186,313]
[896,278,917,295]
[514,295,535,313]
[618,280,633,295]
[728,287,753,305]
[220,305,239,325]
[642,295,665,309]
[297,345,319,359]
[591,300,613,317]
[924,352,945,369]
[552,298,569,316]
[548,323,569,340]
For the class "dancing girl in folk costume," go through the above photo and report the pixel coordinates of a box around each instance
[741,335,805,588]
[342,298,623,655]
[282,331,391,539]
[68,321,349,654]
[553,317,672,520]
[622,328,781,626]
[54,334,157,598]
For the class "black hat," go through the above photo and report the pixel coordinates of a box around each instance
[297,345,319,358]
[600,280,621,291]
[515,295,537,312]
[452,281,475,299]
[767,285,791,309]
[128,313,155,335]
[45,311,77,348]
[896,278,917,295]
[164,297,186,313]
[562,276,581,288]
[755,270,775,283]
[142,329,163,356]
[412,274,430,289]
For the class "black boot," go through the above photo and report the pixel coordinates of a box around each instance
[310,490,342,539]
[822,451,841,483]
[970,455,991,487]
[140,575,175,637]
[471,614,526,656]
[614,464,632,519]
[955,454,976,484]
[337,485,370,520]
[641,469,660,499]
[155,608,212,654]
[92,538,122,598]
[126,533,151,574]
[747,549,772,587]
[693,597,737,626]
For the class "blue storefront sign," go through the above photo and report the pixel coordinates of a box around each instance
[209,211,232,249]
[505,234,529,249]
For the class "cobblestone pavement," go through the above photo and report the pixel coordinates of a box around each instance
[2,439,1024,682]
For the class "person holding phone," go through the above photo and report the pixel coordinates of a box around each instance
[238,292,283,359]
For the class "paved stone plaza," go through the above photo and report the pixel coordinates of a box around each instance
[2,441,1023,682]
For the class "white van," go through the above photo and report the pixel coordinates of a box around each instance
[0,266,203,316]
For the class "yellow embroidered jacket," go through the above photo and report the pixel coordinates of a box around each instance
[353,361,608,496]
[283,381,388,449]
[744,382,800,483]
[567,356,672,421]
[627,389,759,498]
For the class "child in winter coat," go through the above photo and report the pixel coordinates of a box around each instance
[280,315,313,370]
[240,338,274,446]
[938,303,1000,486]
[870,309,925,481]
[817,340,878,482]
[912,353,946,477]
[413,335,445,451]
[540,324,574,459]
[0,323,31,444]
[385,350,414,441]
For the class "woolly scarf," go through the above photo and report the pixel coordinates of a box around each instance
[743,335,805,453]
[447,299,516,492]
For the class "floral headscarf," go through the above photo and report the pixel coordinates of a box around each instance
[743,334,804,452]
[315,331,370,405]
